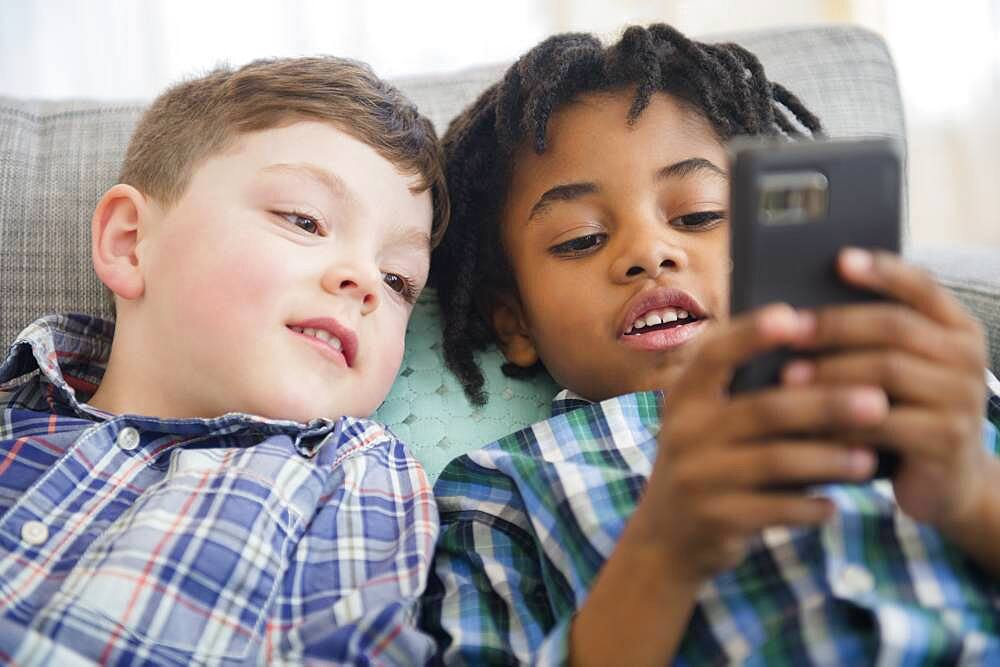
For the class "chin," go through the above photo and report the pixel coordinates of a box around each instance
[244,397,326,423]
[598,368,686,402]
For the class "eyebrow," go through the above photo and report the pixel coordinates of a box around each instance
[260,162,428,253]
[390,225,432,255]
[526,157,728,223]
[527,183,599,222]
[260,162,354,205]
[656,157,728,181]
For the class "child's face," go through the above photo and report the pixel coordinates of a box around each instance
[135,120,432,421]
[498,92,730,401]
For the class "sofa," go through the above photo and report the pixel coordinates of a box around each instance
[2,24,998,481]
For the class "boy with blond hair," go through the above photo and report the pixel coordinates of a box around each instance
[0,56,447,664]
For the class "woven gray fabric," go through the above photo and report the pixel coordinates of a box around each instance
[396,25,906,144]
[907,244,1000,373]
[1,102,143,343]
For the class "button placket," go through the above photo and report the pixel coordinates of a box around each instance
[116,426,141,451]
[834,563,875,598]
[21,520,49,545]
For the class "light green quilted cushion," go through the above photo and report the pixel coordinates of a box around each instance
[374,290,558,482]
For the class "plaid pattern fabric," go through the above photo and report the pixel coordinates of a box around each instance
[0,314,438,666]
[422,384,1000,665]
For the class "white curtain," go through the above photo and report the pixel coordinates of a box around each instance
[0,0,552,99]
[883,0,1000,247]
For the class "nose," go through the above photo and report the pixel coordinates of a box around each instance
[321,262,381,315]
[609,220,689,283]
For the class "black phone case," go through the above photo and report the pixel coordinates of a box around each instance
[728,138,902,478]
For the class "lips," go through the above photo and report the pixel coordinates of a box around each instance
[287,317,358,367]
[617,287,709,351]
[618,287,708,337]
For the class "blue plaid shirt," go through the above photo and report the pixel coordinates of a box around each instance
[422,383,1000,665]
[0,314,438,666]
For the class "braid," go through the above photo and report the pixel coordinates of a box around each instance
[771,81,824,136]
[432,23,824,405]
[617,26,663,123]
[506,33,605,152]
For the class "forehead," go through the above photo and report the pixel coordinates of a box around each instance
[201,121,433,243]
[504,92,727,211]
[528,91,721,170]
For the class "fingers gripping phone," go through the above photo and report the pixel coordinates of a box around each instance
[728,138,902,479]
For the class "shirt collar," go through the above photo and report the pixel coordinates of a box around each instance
[553,372,1000,423]
[551,387,668,418]
[0,313,341,453]
[987,369,1000,399]
[551,388,594,417]
[0,313,113,407]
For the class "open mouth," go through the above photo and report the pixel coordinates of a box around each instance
[286,318,358,368]
[624,308,702,336]
[289,326,349,367]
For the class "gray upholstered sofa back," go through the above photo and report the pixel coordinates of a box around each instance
[1,25,996,478]
[1,25,910,346]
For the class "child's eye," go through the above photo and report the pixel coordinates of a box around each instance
[383,272,419,303]
[548,233,608,256]
[672,211,725,230]
[276,211,320,235]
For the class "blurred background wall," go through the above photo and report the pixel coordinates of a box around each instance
[2,0,997,247]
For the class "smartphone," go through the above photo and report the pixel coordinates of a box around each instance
[727,137,902,478]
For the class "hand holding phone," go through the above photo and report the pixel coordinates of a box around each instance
[727,138,902,478]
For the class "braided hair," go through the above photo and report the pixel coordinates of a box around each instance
[433,24,823,405]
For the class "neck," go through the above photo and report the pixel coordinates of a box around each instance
[88,316,203,419]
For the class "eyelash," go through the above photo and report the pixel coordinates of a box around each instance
[548,233,607,256]
[383,273,420,303]
[547,211,725,257]
[673,210,725,229]
[276,210,322,235]
[275,210,421,304]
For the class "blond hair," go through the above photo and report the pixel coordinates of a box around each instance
[120,56,448,245]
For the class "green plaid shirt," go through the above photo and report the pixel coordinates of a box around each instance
[422,381,1000,665]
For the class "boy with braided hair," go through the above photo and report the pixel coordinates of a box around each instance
[421,24,1000,664]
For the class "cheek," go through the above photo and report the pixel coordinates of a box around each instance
[691,233,731,318]
[716,253,732,318]
[155,226,285,326]
[373,310,409,382]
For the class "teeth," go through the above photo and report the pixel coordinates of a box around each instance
[295,326,343,351]
[627,307,695,334]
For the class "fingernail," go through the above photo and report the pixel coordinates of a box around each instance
[849,387,888,421]
[783,360,814,385]
[762,305,798,337]
[798,311,816,337]
[848,448,876,474]
[842,248,873,274]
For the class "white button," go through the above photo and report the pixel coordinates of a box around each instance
[117,426,140,451]
[835,564,875,597]
[21,520,49,545]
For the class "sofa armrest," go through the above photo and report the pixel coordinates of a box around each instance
[905,244,1000,374]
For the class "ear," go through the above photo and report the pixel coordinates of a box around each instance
[490,292,539,368]
[91,183,147,301]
